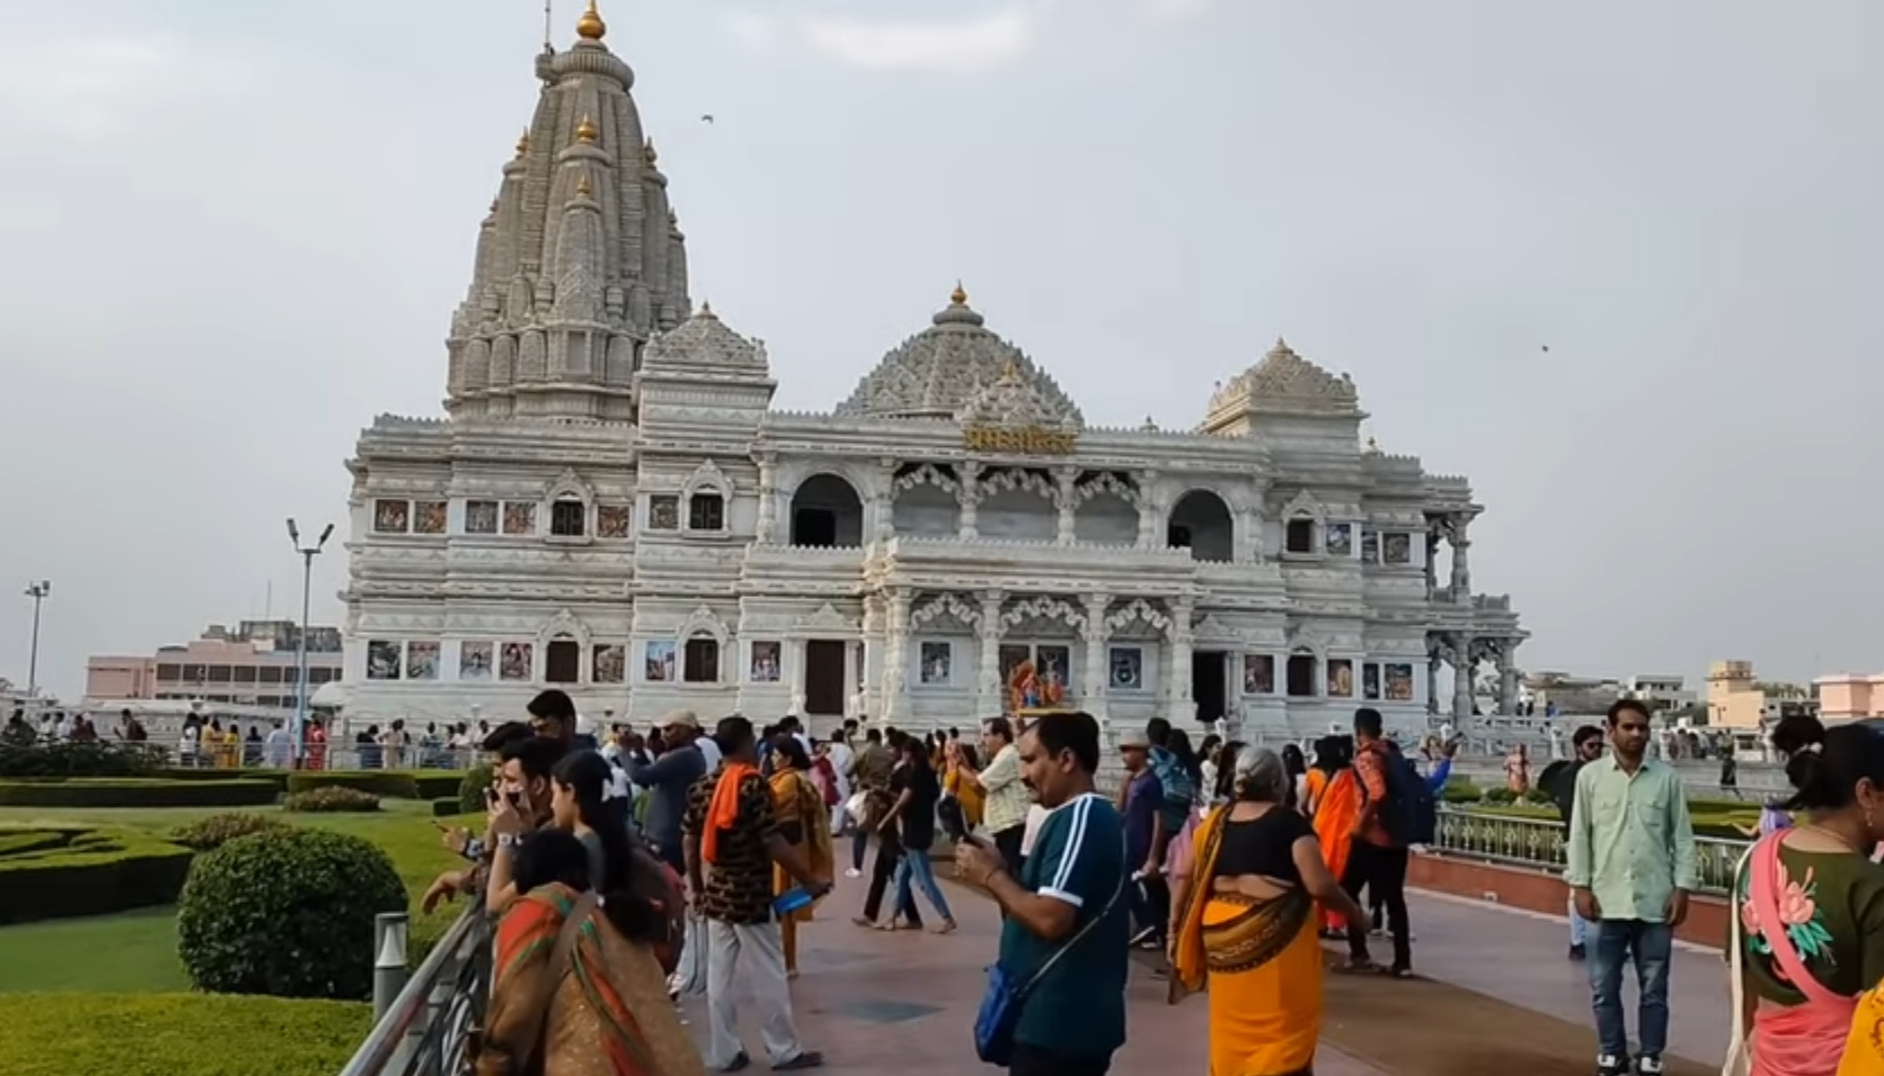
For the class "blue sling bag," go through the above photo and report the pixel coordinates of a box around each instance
[973,868,1125,1066]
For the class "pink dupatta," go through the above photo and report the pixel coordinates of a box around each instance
[1747,834,1859,1076]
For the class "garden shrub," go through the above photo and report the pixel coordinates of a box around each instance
[0,778,279,809]
[0,739,164,778]
[431,797,461,818]
[0,992,373,1076]
[1439,776,1482,804]
[458,762,493,814]
[0,828,195,925]
[282,786,381,813]
[172,813,287,851]
[1522,787,1556,806]
[1481,786,1519,805]
[285,771,420,800]
[159,768,291,790]
[178,827,407,999]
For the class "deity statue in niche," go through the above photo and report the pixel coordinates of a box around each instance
[1007,658,1066,713]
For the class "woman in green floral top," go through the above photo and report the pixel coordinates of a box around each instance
[1731,715,1884,1076]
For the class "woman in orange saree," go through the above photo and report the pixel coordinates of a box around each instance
[1308,736,1361,935]
[480,829,705,1076]
[1170,745,1366,1076]
[768,735,835,977]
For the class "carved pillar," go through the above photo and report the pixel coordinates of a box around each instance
[1055,467,1078,546]
[1497,641,1519,716]
[977,590,1006,715]
[860,597,885,720]
[1424,522,1441,601]
[1449,515,1472,602]
[755,454,778,544]
[842,643,860,719]
[958,462,981,541]
[883,590,912,724]
[1135,469,1160,549]
[873,457,897,545]
[1237,508,1261,563]
[1081,592,1111,722]
[1167,597,1195,723]
[1425,632,1448,717]
[1453,632,1475,721]
[789,638,808,714]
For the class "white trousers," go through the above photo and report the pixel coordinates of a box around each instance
[705,918,804,1067]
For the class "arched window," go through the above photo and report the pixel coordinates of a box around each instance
[789,474,864,547]
[1168,490,1234,562]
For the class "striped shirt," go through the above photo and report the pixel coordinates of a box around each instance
[980,742,1032,835]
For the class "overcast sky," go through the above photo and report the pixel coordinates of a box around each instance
[0,0,1877,700]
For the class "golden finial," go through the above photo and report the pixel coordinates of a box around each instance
[575,115,598,144]
[1000,359,1020,380]
[514,130,530,157]
[488,198,500,214]
[576,0,607,41]
[644,138,658,165]
[576,172,593,197]
[950,281,968,306]
[699,299,715,318]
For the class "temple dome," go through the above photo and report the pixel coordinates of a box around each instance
[956,362,1080,431]
[443,1,692,422]
[834,287,1082,424]
[642,302,769,377]
[1207,338,1360,417]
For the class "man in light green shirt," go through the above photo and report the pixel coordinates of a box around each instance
[1565,700,1696,1076]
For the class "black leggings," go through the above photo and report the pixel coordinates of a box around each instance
[861,834,921,925]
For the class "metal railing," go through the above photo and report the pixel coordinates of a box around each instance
[1430,805,1748,895]
[339,906,492,1076]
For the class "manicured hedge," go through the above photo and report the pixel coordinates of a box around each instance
[282,787,380,813]
[157,768,291,790]
[431,797,461,818]
[0,828,195,925]
[0,992,372,1076]
[0,778,280,809]
[0,739,165,778]
[284,770,465,801]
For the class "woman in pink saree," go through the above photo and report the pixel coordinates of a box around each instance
[1730,715,1884,1076]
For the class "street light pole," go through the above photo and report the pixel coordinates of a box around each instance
[22,581,51,696]
[286,520,334,767]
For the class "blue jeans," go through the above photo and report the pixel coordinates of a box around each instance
[1568,895,1589,947]
[1588,919,1672,1061]
[892,848,953,923]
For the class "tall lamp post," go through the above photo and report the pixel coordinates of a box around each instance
[286,520,334,767]
[22,581,51,696]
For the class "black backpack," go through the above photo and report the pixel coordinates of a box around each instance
[1376,742,1437,848]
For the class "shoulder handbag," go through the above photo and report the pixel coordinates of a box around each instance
[973,850,1127,1067]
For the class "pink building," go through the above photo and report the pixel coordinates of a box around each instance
[85,621,343,713]
[1816,673,1884,722]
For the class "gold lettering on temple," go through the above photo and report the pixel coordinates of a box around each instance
[962,426,1077,455]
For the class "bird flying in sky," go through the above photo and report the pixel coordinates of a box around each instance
[700,114,714,124]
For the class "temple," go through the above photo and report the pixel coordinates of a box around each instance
[338,3,1527,739]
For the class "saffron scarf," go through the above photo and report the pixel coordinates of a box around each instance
[702,762,759,866]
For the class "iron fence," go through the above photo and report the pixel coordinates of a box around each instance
[338,906,491,1076]
[1430,805,1748,895]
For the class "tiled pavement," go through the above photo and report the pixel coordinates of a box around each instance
[683,868,1731,1075]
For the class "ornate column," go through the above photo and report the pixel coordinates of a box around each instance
[958,461,981,541]
[1453,632,1475,720]
[860,597,885,719]
[975,590,1006,715]
[789,639,809,714]
[1081,592,1111,721]
[755,453,778,544]
[842,643,860,718]
[1449,515,1472,602]
[1425,632,1448,717]
[884,590,912,724]
[1497,641,1520,716]
[1167,596,1195,723]
[872,457,897,545]
[1055,467,1078,546]
[1237,507,1261,563]
[1424,523,1441,601]
[1134,469,1160,549]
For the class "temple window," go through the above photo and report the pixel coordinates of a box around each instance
[1167,490,1233,562]
[683,637,720,682]
[1286,653,1318,697]
[549,499,587,537]
[544,638,580,683]
[688,493,725,531]
[1285,518,1316,554]
[790,474,864,548]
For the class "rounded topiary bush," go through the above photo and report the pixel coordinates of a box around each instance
[457,762,493,815]
[177,827,406,1000]
[282,786,380,813]
[172,812,286,851]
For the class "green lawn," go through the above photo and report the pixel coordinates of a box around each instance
[0,993,372,1076]
[0,799,477,995]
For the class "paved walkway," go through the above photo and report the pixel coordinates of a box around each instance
[684,871,1730,1074]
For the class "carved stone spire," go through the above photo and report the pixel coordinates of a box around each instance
[445,0,692,422]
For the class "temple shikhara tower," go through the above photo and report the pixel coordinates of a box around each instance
[339,2,1528,738]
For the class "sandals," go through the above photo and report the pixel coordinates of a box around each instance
[773,1052,825,1071]
[929,919,958,935]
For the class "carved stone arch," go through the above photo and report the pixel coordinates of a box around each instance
[1074,472,1142,508]
[1287,627,1329,660]
[999,595,1088,632]
[910,593,983,631]
[544,467,595,509]
[681,459,731,503]
[676,604,731,648]
[1281,489,1326,521]
[1192,613,1238,645]
[892,463,960,497]
[979,467,1060,506]
[1105,598,1175,640]
[792,602,858,636]
[779,464,867,505]
[536,607,594,650]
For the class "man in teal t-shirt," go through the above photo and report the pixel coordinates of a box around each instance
[955,712,1129,1075]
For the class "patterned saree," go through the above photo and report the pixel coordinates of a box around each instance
[480,883,706,1076]
[1170,808,1325,1076]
